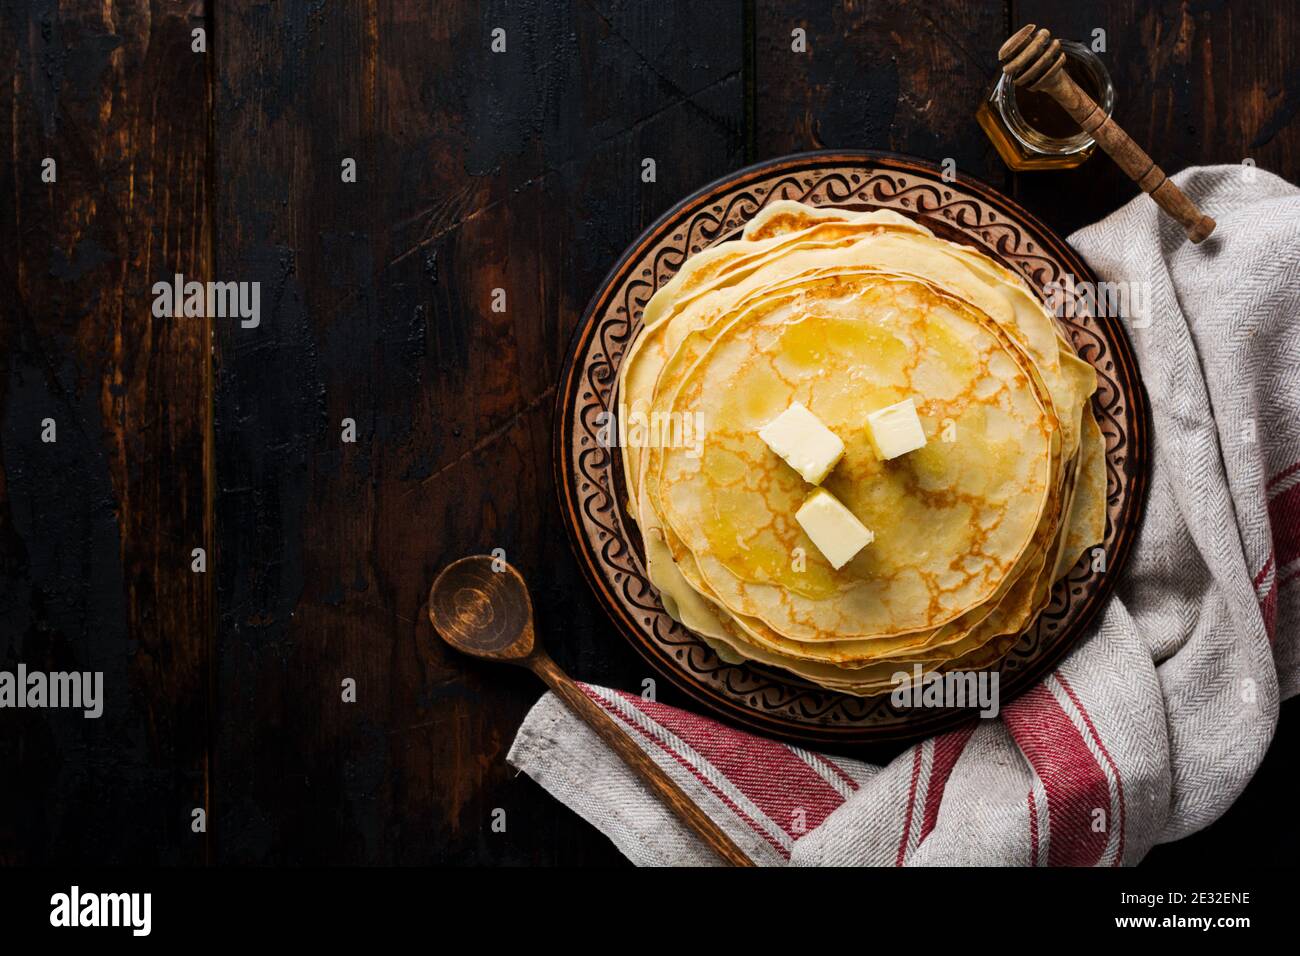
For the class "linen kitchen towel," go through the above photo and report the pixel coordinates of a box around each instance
[508,166,1300,866]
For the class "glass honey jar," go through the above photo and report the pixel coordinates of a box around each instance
[977,41,1115,171]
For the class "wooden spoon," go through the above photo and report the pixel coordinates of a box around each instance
[999,24,1215,243]
[428,554,756,866]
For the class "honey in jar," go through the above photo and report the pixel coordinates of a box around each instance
[977,41,1115,171]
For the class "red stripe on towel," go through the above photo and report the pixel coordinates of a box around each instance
[919,726,975,844]
[1055,673,1126,865]
[1004,684,1109,866]
[1254,552,1274,590]
[1266,459,1300,490]
[808,752,862,793]
[1269,484,1300,568]
[582,687,792,859]
[601,688,846,838]
[895,745,925,866]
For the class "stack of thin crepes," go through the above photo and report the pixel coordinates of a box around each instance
[616,200,1107,695]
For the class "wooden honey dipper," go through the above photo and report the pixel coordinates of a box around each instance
[999,24,1215,243]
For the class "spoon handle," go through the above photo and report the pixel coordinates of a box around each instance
[1042,70,1215,243]
[529,653,756,866]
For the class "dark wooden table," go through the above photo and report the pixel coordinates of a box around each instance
[2,0,1297,866]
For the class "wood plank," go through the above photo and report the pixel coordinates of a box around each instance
[0,0,211,864]
[1010,1,1300,236]
[0,0,1294,869]
[212,0,744,864]
[752,0,1011,187]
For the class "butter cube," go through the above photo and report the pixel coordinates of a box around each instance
[866,398,927,460]
[758,402,845,485]
[795,488,874,570]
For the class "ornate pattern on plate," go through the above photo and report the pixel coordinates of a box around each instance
[557,153,1148,744]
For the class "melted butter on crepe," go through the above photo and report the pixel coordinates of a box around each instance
[615,200,1105,695]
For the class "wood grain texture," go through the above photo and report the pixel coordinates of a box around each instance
[1000,23,1215,241]
[0,0,211,864]
[429,556,537,661]
[211,0,743,864]
[753,0,1011,188]
[2,0,1300,866]
[428,554,754,864]
[1010,0,1300,235]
